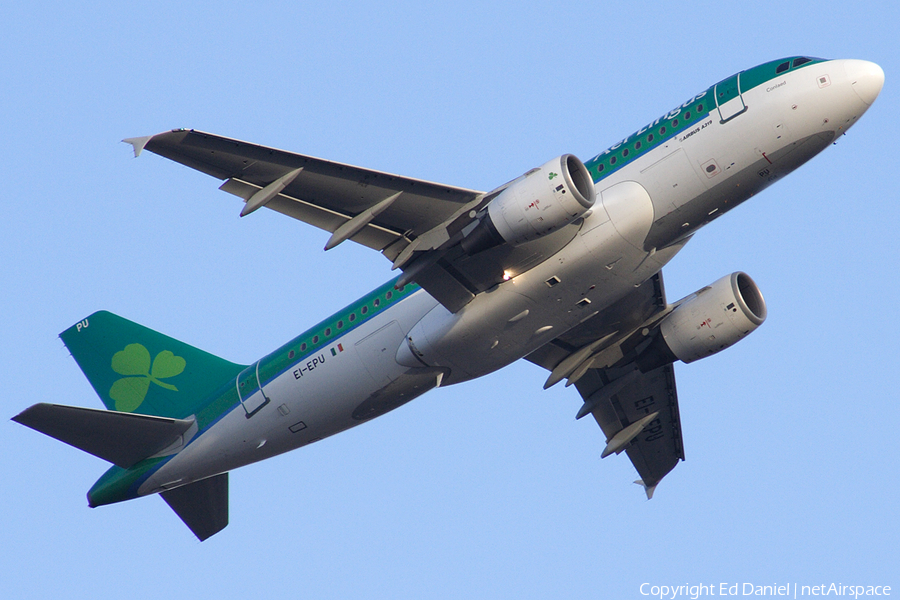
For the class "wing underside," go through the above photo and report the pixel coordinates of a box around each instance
[131,129,589,313]
[133,129,481,261]
[527,272,685,495]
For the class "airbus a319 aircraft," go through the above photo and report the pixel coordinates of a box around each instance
[14,57,883,540]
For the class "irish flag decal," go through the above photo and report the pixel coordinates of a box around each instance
[330,344,344,356]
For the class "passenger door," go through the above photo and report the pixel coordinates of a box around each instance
[714,72,747,123]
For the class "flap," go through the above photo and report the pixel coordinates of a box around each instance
[575,364,684,492]
[134,129,589,313]
[139,129,483,254]
[526,272,686,493]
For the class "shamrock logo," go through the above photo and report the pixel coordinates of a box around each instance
[109,343,185,412]
[548,172,558,180]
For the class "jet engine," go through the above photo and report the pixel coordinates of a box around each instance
[461,154,595,255]
[636,272,767,371]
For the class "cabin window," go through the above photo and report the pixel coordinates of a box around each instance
[386,291,393,300]
[610,156,617,165]
[776,61,790,74]
[792,57,812,68]
[289,350,295,359]
[373,299,380,307]
[301,343,307,351]
[660,126,667,135]
[684,112,691,120]
[349,313,356,322]
[337,320,343,329]
[361,305,369,314]
[312,335,319,344]
[325,328,331,337]
[635,141,642,150]
[647,133,655,142]
[672,119,679,127]
[622,149,629,157]
[597,163,605,173]
[696,104,703,112]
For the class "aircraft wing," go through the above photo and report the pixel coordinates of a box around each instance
[128,130,585,313]
[128,129,482,253]
[526,272,685,497]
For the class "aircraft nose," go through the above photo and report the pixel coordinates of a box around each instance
[844,59,885,106]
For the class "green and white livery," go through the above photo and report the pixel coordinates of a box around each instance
[14,57,884,540]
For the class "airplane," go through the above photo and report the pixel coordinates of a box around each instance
[13,56,883,541]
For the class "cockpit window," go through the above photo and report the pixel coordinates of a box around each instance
[792,57,812,68]
[776,61,790,74]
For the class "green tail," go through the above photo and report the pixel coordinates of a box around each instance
[60,311,245,419]
[12,311,242,541]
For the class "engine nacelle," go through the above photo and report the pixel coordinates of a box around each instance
[637,272,767,371]
[461,154,595,254]
[661,272,767,363]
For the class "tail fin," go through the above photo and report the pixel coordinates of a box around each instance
[60,311,245,419]
[13,311,241,541]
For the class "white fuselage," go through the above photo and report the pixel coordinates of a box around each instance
[139,58,878,497]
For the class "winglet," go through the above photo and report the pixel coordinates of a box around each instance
[634,479,657,500]
[122,135,153,158]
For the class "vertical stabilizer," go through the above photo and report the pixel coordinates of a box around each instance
[60,311,245,419]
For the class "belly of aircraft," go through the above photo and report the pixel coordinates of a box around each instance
[400,182,680,382]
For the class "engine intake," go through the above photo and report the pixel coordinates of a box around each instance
[462,154,595,255]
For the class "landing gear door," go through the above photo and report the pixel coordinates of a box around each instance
[714,72,747,123]
[236,361,270,418]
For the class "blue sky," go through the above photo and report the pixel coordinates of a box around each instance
[2,2,897,598]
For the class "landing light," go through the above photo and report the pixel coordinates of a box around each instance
[503,271,513,281]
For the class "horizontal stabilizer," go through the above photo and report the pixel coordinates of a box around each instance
[12,403,194,468]
[161,474,229,541]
